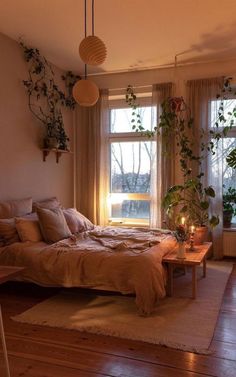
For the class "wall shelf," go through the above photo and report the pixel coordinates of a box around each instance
[42,149,72,163]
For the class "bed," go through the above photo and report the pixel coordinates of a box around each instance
[0,198,176,315]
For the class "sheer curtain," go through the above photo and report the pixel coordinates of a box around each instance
[150,83,174,228]
[75,89,109,225]
[187,77,224,259]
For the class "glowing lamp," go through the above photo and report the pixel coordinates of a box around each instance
[72,79,99,107]
[79,35,107,66]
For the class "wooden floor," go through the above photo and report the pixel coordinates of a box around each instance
[0,263,236,377]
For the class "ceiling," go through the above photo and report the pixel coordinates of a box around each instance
[1,0,236,76]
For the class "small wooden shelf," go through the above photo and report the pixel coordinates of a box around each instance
[42,148,72,163]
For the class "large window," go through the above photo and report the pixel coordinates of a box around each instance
[108,98,156,225]
[211,99,236,224]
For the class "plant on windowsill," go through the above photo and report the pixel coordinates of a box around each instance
[125,82,236,238]
[223,186,236,228]
[20,42,80,150]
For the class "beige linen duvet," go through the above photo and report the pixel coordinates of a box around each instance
[0,226,176,314]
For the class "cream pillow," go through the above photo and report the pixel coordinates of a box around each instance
[33,197,62,212]
[0,197,32,219]
[15,217,43,242]
[37,207,72,243]
[63,208,94,234]
[0,218,20,245]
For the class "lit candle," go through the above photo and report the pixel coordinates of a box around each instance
[190,225,195,234]
[181,217,185,225]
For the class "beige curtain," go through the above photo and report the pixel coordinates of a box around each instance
[150,83,174,228]
[187,77,224,259]
[76,89,109,225]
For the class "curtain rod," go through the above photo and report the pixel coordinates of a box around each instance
[109,85,152,92]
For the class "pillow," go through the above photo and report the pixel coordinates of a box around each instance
[15,217,43,242]
[0,218,20,245]
[0,197,32,219]
[63,208,94,234]
[37,207,72,243]
[33,197,62,211]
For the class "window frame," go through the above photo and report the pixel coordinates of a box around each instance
[108,96,155,226]
[211,97,236,227]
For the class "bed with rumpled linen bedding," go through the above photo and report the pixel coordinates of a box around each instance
[0,226,176,314]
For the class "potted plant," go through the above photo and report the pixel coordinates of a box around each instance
[223,186,236,227]
[125,84,235,242]
[20,42,80,150]
[159,96,220,240]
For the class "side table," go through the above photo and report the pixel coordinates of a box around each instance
[0,266,25,377]
[163,242,212,299]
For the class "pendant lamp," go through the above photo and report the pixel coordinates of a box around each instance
[73,0,99,107]
[79,0,106,66]
[72,68,99,107]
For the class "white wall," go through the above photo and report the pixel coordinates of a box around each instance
[0,32,74,207]
[92,57,236,93]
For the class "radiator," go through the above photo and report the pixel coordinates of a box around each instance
[223,231,236,256]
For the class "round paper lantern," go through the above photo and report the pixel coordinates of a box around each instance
[79,35,107,66]
[72,79,99,107]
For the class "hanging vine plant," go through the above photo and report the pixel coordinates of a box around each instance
[125,80,235,228]
[20,41,80,150]
[125,85,145,133]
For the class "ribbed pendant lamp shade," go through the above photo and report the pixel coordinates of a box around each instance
[72,79,99,107]
[79,35,106,65]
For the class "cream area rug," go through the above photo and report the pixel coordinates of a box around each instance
[12,261,232,354]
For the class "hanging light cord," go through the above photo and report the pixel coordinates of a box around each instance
[84,0,87,38]
[84,0,95,79]
[92,0,95,36]
[84,0,87,79]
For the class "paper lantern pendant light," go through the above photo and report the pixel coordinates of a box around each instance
[79,35,106,66]
[72,79,99,107]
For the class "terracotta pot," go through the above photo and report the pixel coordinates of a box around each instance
[44,137,59,149]
[193,226,208,245]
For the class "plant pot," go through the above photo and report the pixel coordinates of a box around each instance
[194,226,208,245]
[44,137,59,149]
[223,210,233,228]
[176,242,186,259]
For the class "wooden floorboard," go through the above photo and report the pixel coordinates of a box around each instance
[0,262,236,377]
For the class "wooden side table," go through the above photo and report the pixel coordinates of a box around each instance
[163,242,212,299]
[0,266,25,377]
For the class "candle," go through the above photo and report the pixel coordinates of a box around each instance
[181,217,185,225]
[190,225,195,234]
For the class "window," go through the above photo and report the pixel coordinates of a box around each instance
[108,97,156,225]
[211,98,236,224]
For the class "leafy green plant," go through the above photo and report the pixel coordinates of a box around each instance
[125,82,235,229]
[223,186,236,214]
[125,85,145,133]
[157,96,221,228]
[226,148,236,169]
[20,42,80,150]
[223,186,236,227]
[162,179,219,228]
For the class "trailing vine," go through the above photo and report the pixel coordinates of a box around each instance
[125,85,145,133]
[125,80,236,228]
[20,41,80,150]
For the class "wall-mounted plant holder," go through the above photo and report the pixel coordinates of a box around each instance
[42,149,71,163]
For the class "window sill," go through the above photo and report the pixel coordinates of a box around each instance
[108,220,149,228]
[223,225,236,232]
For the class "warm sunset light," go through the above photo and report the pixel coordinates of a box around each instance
[108,193,128,205]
